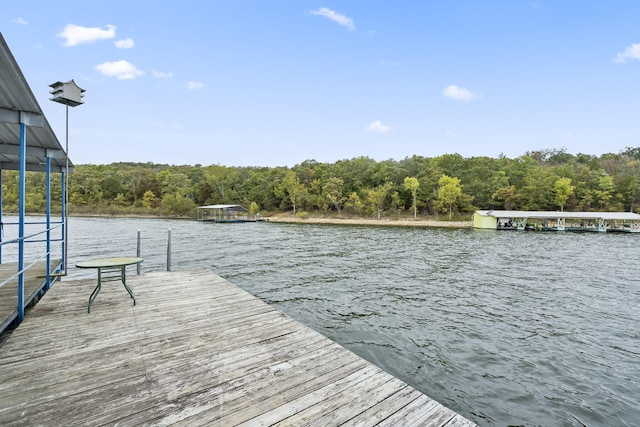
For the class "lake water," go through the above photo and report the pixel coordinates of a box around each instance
[9,216,640,426]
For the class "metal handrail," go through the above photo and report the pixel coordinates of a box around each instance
[0,218,64,332]
[0,223,63,246]
[0,250,53,289]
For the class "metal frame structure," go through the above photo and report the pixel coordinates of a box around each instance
[474,210,640,233]
[0,33,69,332]
[196,204,261,222]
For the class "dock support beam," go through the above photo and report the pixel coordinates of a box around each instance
[45,157,51,290]
[17,122,26,323]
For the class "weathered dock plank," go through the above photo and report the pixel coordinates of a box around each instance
[0,269,477,426]
[0,259,62,333]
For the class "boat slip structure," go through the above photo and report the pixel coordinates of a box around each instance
[197,204,265,223]
[473,210,640,232]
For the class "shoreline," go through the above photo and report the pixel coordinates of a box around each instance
[8,212,472,229]
[266,215,472,229]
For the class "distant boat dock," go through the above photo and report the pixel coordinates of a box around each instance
[0,270,476,426]
[473,210,640,232]
[197,204,266,223]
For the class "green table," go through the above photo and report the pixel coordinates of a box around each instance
[76,257,143,313]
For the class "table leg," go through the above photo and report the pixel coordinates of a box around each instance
[87,266,136,313]
[88,268,103,313]
[121,266,136,306]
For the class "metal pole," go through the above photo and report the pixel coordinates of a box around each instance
[45,157,51,290]
[17,122,26,323]
[0,169,3,263]
[64,104,69,274]
[61,172,65,271]
[137,229,141,275]
[167,229,172,272]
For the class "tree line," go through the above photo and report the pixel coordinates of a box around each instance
[2,147,639,220]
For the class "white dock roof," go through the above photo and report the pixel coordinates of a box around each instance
[197,204,249,211]
[476,210,640,221]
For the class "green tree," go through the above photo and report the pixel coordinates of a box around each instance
[594,175,615,210]
[492,185,519,210]
[1,173,19,211]
[458,157,509,209]
[366,182,393,219]
[433,153,465,177]
[437,175,463,220]
[249,201,260,215]
[114,193,129,207]
[553,177,575,211]
[204,165,238,203]
[403,176,420,219]
[142,190,158,208]
[345,191,363,215]
[275,170,306,215]
[520,167,557,210]
[162,191,196,216]
[615,159,640,211]
[323,177,345,217]
[157,169,192,199]
[390,191,403,213]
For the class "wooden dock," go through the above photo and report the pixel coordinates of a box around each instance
[0,269,476,426]
[0,258,62,334]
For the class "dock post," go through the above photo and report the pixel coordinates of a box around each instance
[167,229,172,272]
[136,229,141,275]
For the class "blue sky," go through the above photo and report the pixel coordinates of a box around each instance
[2,1,640,167]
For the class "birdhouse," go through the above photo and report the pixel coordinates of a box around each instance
[49,80,85,107]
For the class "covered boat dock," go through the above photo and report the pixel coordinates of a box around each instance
[197,204,264,223]
[473,210,640,233]
[0,33,69,334]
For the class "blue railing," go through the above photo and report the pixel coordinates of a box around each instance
[0,219,65,334]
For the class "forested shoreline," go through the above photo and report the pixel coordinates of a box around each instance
[3,147,639,220]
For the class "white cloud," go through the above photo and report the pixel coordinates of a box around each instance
[114,38,135,49]
[12,17,28,25]
[366,120,392,134]
[310,8,355,31]
[95,60,144,79]
[614,43,640,63]
[187,81,204,90]
[152,70,173,78]
[58,24,116,47]
[153,121,183,130]
[443,85,480,101]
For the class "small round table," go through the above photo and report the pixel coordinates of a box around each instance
[76,257,143,313]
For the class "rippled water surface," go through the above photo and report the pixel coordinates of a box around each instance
[17,216,640,426]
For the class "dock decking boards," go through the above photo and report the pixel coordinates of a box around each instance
[0,270,476,426]
[0,259,62,333]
